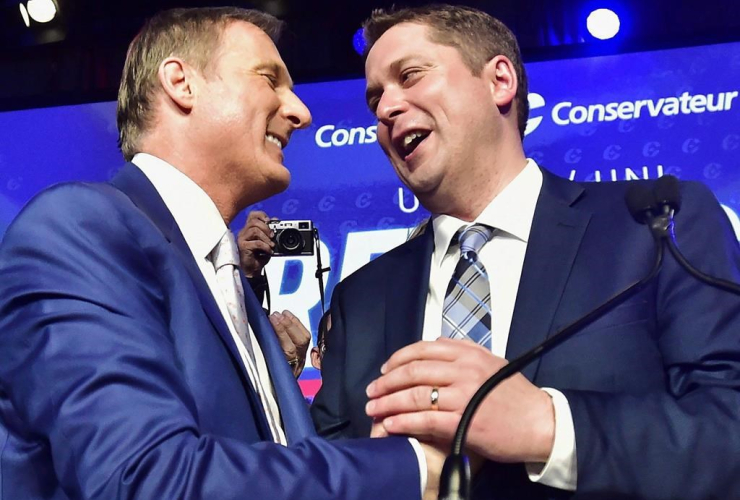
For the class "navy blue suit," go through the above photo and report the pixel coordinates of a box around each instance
[312,170,740,499]
[0,163,419,500]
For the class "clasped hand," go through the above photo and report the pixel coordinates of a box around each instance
[365,337,555,464]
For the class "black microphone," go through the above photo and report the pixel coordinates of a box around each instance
[625,182,658,224]
[653,175,740,295]
[438,183,667,500]
[653,174,681,215]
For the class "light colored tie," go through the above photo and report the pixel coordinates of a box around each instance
[211,230,257,364]
[211,230,286,443]
[441,224,495,349]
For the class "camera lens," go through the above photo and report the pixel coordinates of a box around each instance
[278,228,303,252]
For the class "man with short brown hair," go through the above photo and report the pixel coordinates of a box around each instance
[313,4,740,499]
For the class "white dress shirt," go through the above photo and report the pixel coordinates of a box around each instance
[422,159,577,491]
[132,154,429,494]
[132,153,287,445]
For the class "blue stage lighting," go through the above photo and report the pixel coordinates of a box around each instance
[352,28,366,56]
[587,8,620,40]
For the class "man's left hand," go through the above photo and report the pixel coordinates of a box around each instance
[269,310,311,377]
[365,338,555,464]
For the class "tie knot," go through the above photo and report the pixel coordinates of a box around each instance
[211,230,240,270]
[458,224,494,256]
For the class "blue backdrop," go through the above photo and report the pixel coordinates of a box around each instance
[1,40,739,396]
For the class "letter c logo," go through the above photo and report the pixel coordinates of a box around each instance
[524,93,545,136]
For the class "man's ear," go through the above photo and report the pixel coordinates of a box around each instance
[310,347,322,370]
[482,55,518,108]
[157,57,196,112]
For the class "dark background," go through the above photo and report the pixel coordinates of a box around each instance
[1,0,739,112]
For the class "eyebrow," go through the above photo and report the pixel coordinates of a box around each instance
[254,61,294,89]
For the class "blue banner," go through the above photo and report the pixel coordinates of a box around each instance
[1,41,739,396]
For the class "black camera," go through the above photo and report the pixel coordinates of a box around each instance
[268,220,315,256]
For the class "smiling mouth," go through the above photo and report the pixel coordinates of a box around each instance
[266,133,285,150]
[399,130,430,160]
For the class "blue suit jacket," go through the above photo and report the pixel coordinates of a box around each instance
[0,163,419,500]
[312,170,740,499]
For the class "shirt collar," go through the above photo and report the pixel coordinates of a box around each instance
[131,153,228,260]
[431,158,543,266]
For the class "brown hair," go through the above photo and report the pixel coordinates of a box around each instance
[117,7,284,161]
[363,4,529,139]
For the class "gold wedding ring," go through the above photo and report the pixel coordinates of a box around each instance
[430,387,440,411]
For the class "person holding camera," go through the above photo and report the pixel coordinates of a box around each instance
[238,209,312,377]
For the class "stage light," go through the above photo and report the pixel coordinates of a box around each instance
[15,0,66,44]
[587,8,620,40]
[352,28,366,56]
[19,2,30,27]
[19,0,57,25]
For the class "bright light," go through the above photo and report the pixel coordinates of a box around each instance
[587,8,620,40]
[19,3,30,27]
[352,28,366,56]
[26,0,57,24]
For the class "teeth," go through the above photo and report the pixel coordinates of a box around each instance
[403,131,424,148]
[266,134,283,149]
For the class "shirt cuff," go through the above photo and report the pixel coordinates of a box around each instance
[524,388,577,491]
[408,437,428,497]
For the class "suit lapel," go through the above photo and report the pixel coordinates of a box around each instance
[241,272,315,444]
[109,163,272,440]
[383,227,435,358]
[506,170,591,382]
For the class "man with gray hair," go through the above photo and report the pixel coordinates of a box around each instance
[0,7,442,499]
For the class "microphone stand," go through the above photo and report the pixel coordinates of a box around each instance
[438,210,668,500]
[662,222,740,295]
[652,174,740,295]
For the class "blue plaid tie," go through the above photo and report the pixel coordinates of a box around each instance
[441,224,494,349]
